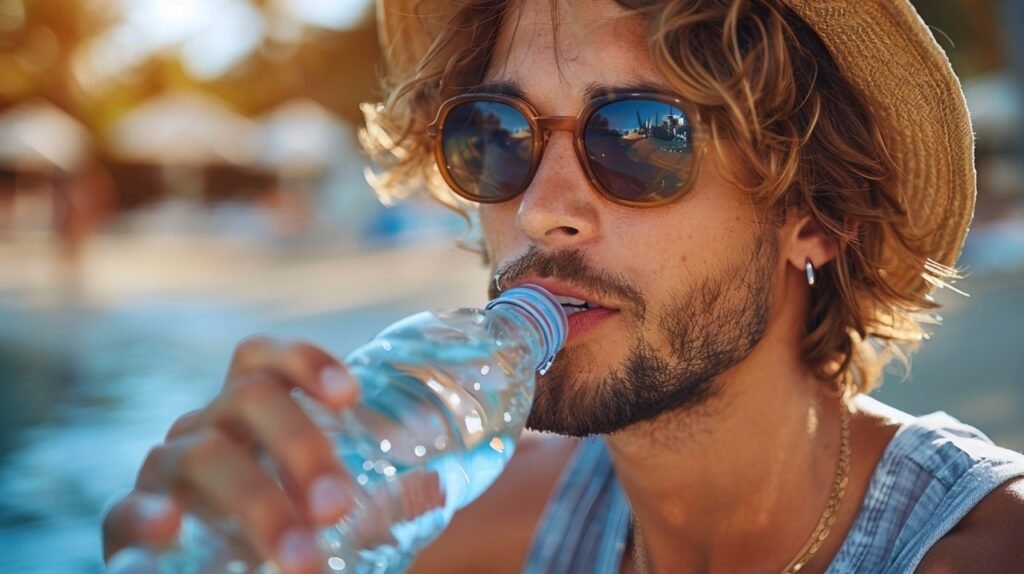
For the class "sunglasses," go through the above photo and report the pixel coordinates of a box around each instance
[427,92,706,207]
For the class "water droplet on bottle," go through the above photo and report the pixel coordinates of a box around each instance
[357,474,368,485]
[538,356,555,375]
[362,461,374,471]
[414,445,427,457]
[480,365,490,375]
[465,412,483,434]
[503,412,512,423]
[434,435,448,450]
[328,557,347,571]
[473,382,481,391]
[380,341,392,352]
[380,439,391,453]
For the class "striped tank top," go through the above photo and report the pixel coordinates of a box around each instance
[522,395,1024,573]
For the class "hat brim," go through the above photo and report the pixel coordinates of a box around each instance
[785,0,975,288]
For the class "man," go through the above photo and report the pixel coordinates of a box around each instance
[103,0,1024,572]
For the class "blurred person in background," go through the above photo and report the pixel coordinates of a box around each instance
[102,1,1024,573]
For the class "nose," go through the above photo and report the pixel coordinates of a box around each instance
[515,132,600,248]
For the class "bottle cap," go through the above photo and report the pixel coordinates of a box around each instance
[485,285,567,371]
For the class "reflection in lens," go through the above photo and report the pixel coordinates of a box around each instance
[442,101,533,201]
[584,99,694,202]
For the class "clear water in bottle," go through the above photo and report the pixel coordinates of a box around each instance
[152,285,567,574]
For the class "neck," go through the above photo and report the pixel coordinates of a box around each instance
[606,322,848,573]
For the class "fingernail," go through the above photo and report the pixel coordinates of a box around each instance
[107,547,159,574]
[135,493,172,523]
[320,367,355,402]
[277,528,320,572]
[308,475,352,524]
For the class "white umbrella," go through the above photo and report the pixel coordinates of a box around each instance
[106,90,260,166]
[0,99,93,173]
[259,97,354,176]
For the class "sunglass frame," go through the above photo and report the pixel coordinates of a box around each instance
[426,91,708,208]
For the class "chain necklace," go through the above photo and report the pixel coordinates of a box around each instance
[630,402,851,574]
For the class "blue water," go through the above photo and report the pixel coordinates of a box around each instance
[325,434,517,573]
[311,309,543,573]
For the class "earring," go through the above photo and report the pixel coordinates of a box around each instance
[494,272,504,294]
[805,259,816,287]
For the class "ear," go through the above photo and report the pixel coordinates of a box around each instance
[781,208,841,274]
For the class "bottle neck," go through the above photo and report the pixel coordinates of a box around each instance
[485,305,550,372]
[484,285,567,372]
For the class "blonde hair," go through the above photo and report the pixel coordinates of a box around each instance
[361,0,949,394]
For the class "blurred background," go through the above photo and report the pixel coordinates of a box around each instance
[0,0,1020,572]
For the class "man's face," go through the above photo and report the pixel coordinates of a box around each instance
[479,0,779,436]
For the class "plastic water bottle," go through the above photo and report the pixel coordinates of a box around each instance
[156,285,567,574]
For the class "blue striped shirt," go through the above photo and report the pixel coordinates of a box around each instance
[523,396,1024,573]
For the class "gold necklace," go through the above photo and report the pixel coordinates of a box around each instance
[630,402,851,574]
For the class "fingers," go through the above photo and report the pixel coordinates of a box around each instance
[137,429,324,573]
[166,336,360,451]
[104,335,364,574]
[226,337,360,411]
[102,491,182,561]
[197,373,358,525]
[165,409,201,441]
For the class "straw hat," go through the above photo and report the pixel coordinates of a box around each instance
[375,0,976,286]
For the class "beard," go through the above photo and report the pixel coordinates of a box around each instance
[491,229,777,438]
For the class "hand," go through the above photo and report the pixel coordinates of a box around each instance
[101,336,361,574]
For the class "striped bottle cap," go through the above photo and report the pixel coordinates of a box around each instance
[485,284,567,371]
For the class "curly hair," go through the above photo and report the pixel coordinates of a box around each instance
[361,0,952,394]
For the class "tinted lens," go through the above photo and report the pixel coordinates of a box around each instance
[441,100,534,201]
[583,99,695,203]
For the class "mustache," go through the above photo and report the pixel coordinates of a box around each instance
[488,246,644,307]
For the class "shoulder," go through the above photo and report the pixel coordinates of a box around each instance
[407,432,581,574]
[916,477,1024,573]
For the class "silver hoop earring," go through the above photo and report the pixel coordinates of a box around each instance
[805,259,816,287]
[494,272,504,294]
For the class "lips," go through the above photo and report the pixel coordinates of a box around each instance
[505,277,621,342]
[551,294,619,340]
[563,306,617,340]
[508,277,620,313]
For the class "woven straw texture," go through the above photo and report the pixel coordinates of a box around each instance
[784,0,976,289]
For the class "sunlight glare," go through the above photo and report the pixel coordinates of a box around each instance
[281,0,371,30]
